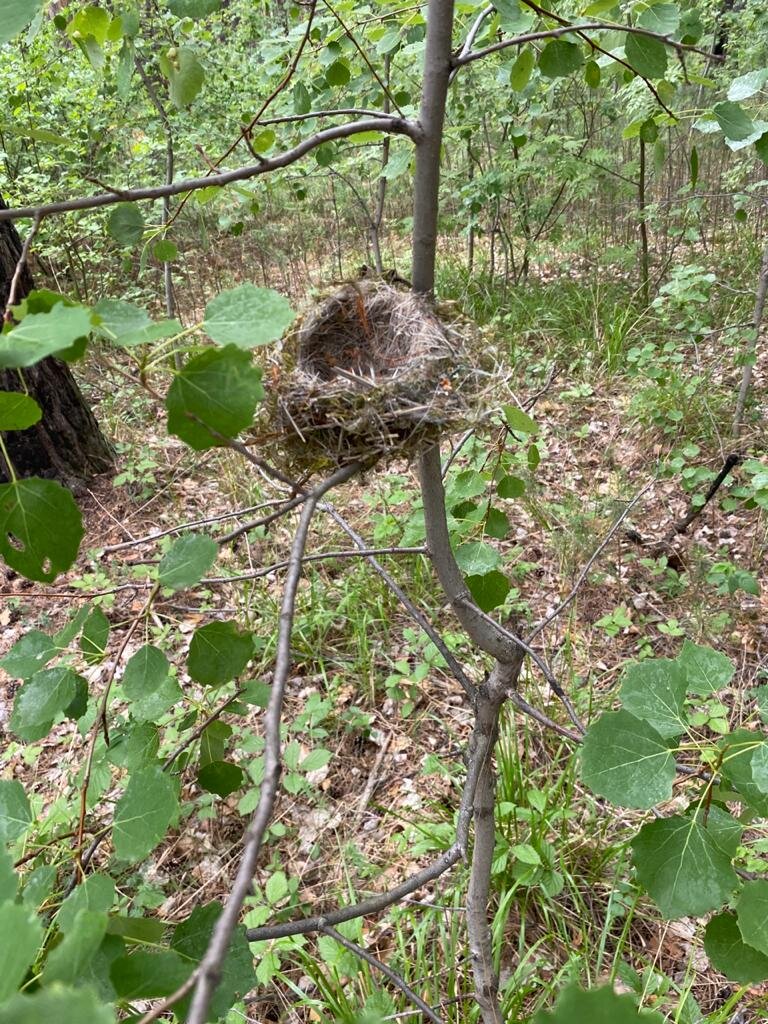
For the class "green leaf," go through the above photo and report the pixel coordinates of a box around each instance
[67,5,110,43]
[21,864,55,906]
[93,298,181,348]
[509,47,535,91]
[113,766,179,862]
[503,405,537,434]
[631,808,741,918]
[80,607,110,665]
[161,46,204,108]
[197,760,244,797]
[580,710,675,808]
[200,721,231,767]
[153,239,178,261]
[727,69,768,102]
[166,345,264,450]
[326,58,350,86]
[533,983,665,1022]
[713,101,755,142]
[619,658,687,738]
[293,81,311,115]
[676,641,734,695]
[484,506,509,539]
[122,645,182,722]
[448,469,486,502]
[204,283,294,348]
[57,873,115,933]
[497,474,525,499]
[455,540,501,576]
[735,880,768,957]
[0,305,92,369]
[704,911,768,984]
[0,781,30,845]
[0,0,42,44]
[240,680,271,706]
[0,986,116,1024]
[107,203,145,246]
[0,903,43,1000]
[106,915,165,943]
[106,722,159,770]
[171,901,256,1020]
[719,729,768,815]
[158,533,218,590]
[188,620,252,685]
[637,3,680,35]
[0,630,57,679]
[624,33,668,79]
[0,391,42,430]
[0,850,18,905]
[10,667,84,741]
[538,40,583,79]
[110,949,193,998]
[43,909,108,985]
[494,0,534,31]
[466,571,511,612]
[0,478,83,582]
[585,59,601,88]
[167,0,220,17]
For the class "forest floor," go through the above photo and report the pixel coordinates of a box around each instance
[1,251,766,1022]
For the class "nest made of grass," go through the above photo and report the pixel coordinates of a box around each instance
[259,279,489,474]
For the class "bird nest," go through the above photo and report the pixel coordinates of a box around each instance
[259,279,485,475]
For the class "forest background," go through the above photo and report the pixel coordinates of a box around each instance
[0,0,767,1022]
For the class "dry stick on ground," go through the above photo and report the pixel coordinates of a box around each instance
[184,461,361,1024]
[318,921,444,1024]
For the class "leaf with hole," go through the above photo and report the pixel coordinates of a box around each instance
[704,911,768,984]
[204,283,294,348]
[0,392,42,431]
[158,533,218,590]
[619,658,688,738]
[0,478,83,582]
[0,304,92,369]
[166,345,264,450]
[10,667,85,741]
[580,710,675,808]
[113,766,179,862]
[631,807,741,918]
[188,620,252,685]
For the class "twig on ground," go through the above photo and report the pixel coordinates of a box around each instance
[354,731,393,823]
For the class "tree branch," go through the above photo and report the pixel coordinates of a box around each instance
[0,118,420,223]
[185,461,361,1024]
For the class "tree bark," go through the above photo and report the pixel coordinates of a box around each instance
[0,195,114,485]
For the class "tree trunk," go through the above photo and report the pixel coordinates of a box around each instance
[0,195,114,485]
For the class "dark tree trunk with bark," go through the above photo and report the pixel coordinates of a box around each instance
[0,195,114,485]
